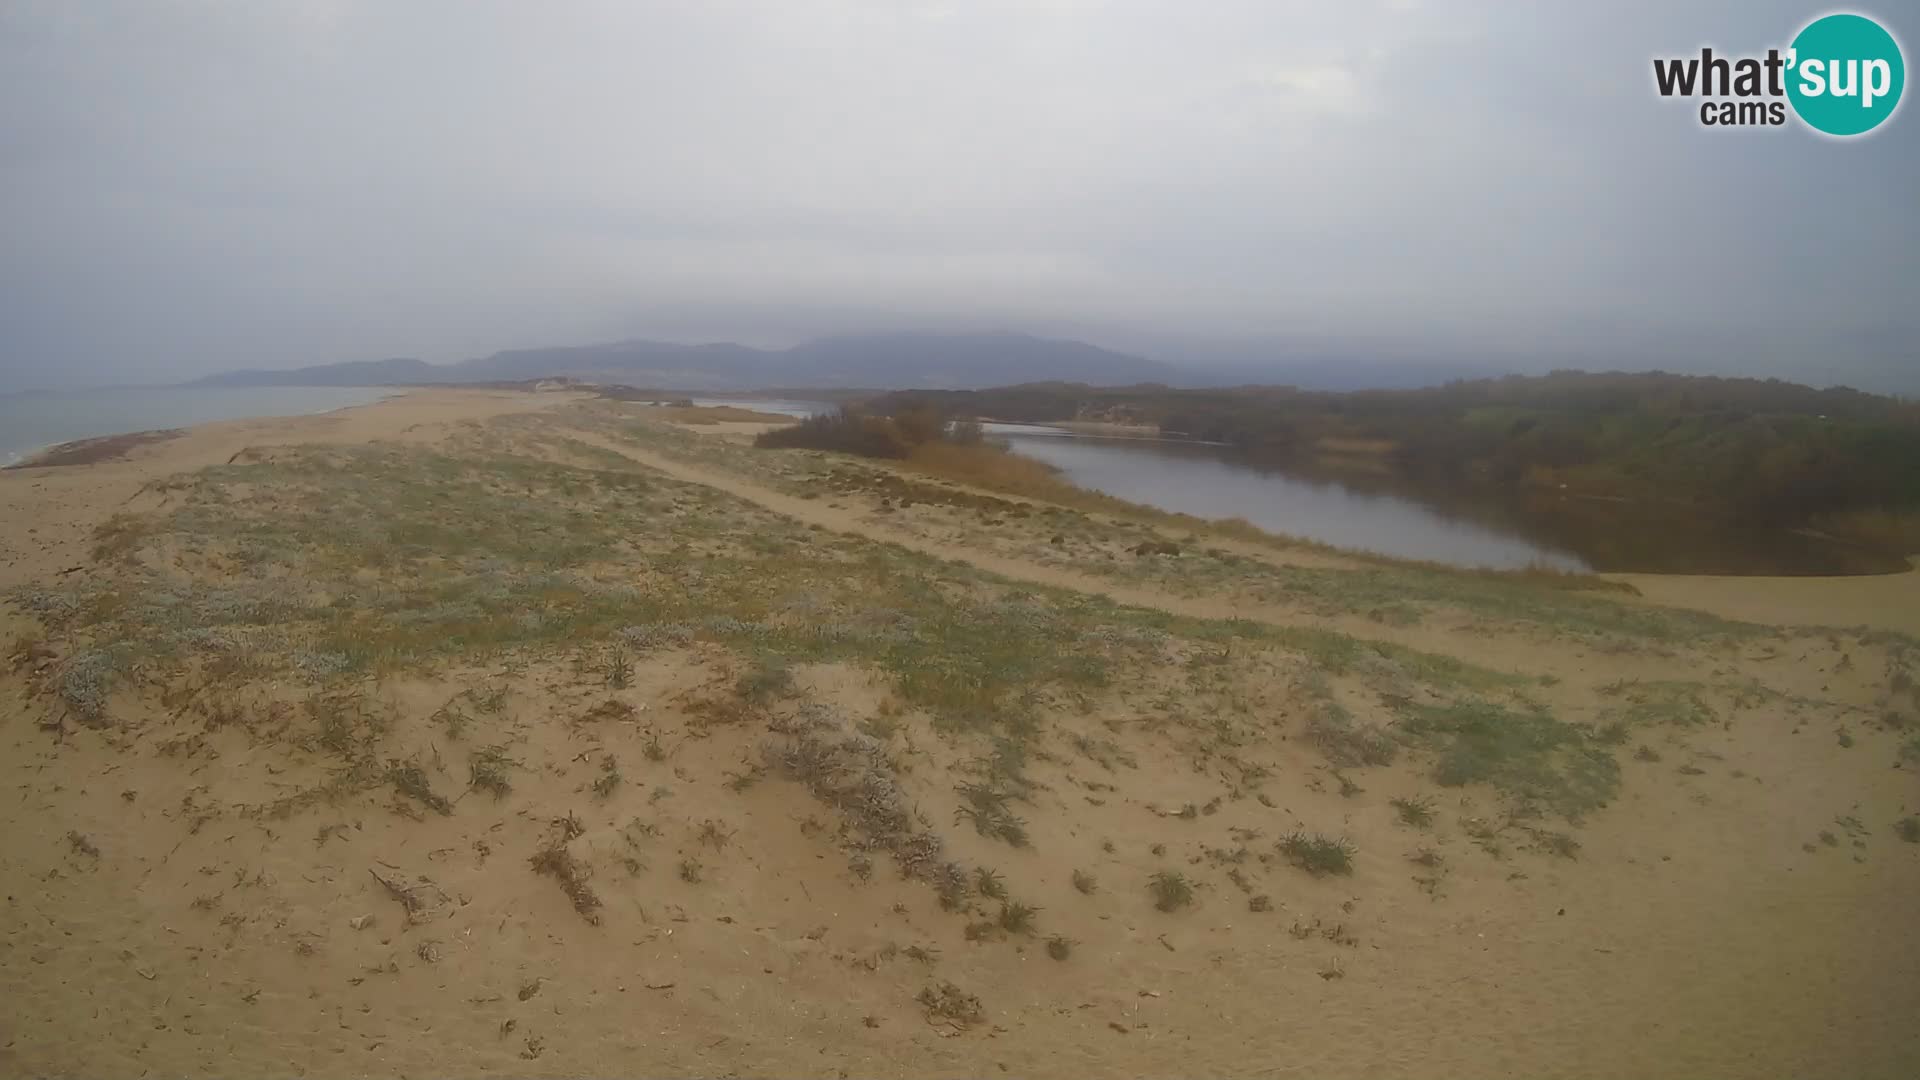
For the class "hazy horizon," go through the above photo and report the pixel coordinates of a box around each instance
[3,2,1915,394]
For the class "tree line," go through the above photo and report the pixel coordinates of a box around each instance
[865,372,1920,533]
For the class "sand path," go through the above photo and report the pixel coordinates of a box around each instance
[560,431,1762,685]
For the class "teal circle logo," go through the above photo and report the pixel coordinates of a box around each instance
[1787,13,1905,136]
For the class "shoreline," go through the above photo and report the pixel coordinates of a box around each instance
[2,428,188,469]
[0,385,408,469]
[0,387,579,589]
[971,416,1913,581]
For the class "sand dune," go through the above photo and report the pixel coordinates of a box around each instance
[2,392,1916,1078]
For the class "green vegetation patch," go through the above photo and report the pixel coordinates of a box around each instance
[1400,700,1620,820]
[7,427,1530,791]
[1600,679,1717,728]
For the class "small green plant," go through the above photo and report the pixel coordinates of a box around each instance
[605,647,633,689]
[642,732,666,762]
[916,982,984,1028]
[1633,745,1662,763]
[1532,830,1580,859]
[1895,816,1920,843]
[1150,871,1194,912]
[468,746,515,800]
[1836,727,1855,749]
[997,900,1039,934]
[1045,934,1074,960]
[1071,869,1098,895]
[474,685,509,714]
[387,760,452,815]
[934,863,969,911]
[435,704,470,741]
[974,866,1007,900]
[1279,832,1355,877]
[1305,702,1398,768]
[593,756,621,799]
[1390,796,1435,828]
[678,857,704,884]
[954,783,1029,847]
[735,656,794,703]
[1248,894,1272,912]
[529,842,601,923]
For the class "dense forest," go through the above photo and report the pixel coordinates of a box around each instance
[867,372,1920,548]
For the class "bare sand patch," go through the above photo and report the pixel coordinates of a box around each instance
[1612,558,1920,636]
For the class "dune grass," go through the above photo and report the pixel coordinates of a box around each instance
[596,407,1759,645]
[11,433,1521,750]
[1399,700,1621,820]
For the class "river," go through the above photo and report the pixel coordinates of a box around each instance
[696,400,1883,575]
[985,424,1588,570]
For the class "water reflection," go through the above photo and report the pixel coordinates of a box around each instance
[693,403,1882,574]
[990,425,1588,571]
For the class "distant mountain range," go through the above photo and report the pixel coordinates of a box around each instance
[188,356,441,388]
[186,332,1184,392]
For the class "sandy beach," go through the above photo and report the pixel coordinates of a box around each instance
[2,390,1916,1079]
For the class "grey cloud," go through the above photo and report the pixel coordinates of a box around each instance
[2,0,1914,391]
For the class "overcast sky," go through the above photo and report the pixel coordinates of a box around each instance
[2,0,1915,392]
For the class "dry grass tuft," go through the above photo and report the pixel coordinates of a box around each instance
[386,760,451,815]
[1150,870,1194,912]
[916,982,984,1028]
[468,746,515,799]
[1279,831,1356,876]
[529,842,602,923]
[763,707,951,888]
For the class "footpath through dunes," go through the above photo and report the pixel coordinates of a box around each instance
[2,400,1918,1079]
[544,413,1846,684]
[579,401,1920,641]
